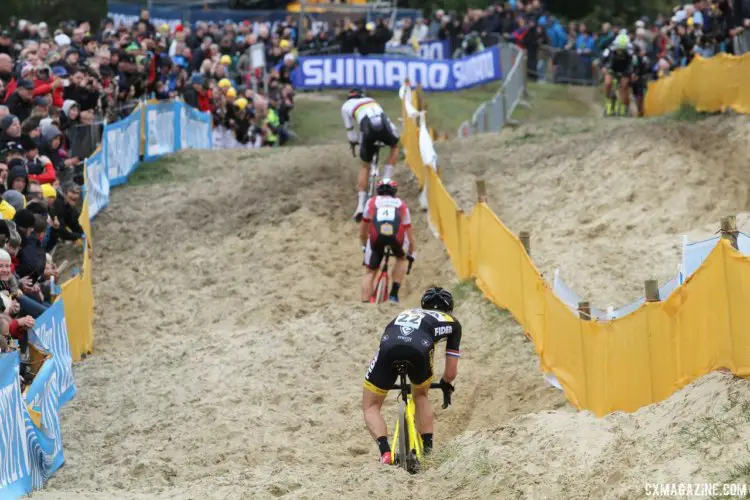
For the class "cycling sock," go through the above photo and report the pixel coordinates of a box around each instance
[383,164,394,180]
[357,191,367,212]
[421,433,433,452]
[376,436,391,455]
[390,282,401,298]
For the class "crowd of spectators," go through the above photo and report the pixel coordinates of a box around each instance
[0,11,301,153]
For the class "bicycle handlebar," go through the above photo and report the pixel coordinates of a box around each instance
[390,382,453,409]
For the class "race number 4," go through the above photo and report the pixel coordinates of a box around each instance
[377,206,396,222]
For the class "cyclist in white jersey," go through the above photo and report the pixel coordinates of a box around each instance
[341,88,401,222]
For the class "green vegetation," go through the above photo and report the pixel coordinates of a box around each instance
[291,82,595,145]
[127,155,200,187]
[669,102,716,122]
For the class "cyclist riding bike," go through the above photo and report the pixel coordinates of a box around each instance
[360,180,416,303]
[362,287,460,465]
[341,88,401,222]
[602,33,636,116]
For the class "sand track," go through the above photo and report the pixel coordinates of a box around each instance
[38,115,750,499]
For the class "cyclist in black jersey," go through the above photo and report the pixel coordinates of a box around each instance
[602,33,636,116]
[362,287,460,465]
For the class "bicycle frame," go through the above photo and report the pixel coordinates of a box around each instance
[366,143,382,200]
[371,250,413,305]
[389,363,447,473]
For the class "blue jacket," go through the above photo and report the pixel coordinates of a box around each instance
[576,33,594,54]
[547,21,567,49]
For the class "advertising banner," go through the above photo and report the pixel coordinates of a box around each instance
[179,103,213,151]
[104,109,141,187]
[291,45,502,91]
[85,148,109,220]
[144,101,179,161]
[0,352,33,498]
[386,39,453,60]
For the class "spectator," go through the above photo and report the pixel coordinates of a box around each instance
[52,181,83,243]
[14,208,46,282]
[5,79,34,123]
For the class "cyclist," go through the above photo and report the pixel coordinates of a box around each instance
[362,287,460,465]
[631,45,650,117]
[360,179,415,303]
[341,88,400,222]
[602,32,635,116]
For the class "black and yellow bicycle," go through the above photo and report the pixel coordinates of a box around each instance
[389,361,453,474]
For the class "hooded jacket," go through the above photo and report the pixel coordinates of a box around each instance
[7,165,28,195]
[39,124,66,171]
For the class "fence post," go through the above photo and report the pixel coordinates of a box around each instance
[645,279,660,302]
[476,180,487,203]
[720,215,738,249]
[519,231,531,255]
[578,301,591,321]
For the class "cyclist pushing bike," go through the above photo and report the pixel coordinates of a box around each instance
[360,180,415,303]
[602,33,636,116]
[341,88,401,222]
[362,287,460,465]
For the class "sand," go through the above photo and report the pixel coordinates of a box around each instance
[37,115,750,499]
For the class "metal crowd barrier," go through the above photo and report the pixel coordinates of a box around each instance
[66,121,104,161]
[457,42,530,138]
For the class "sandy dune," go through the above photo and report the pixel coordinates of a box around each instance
[37,116,750,499]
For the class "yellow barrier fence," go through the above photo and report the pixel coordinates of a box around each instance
[645,52,750,116]
[403,84,750,416]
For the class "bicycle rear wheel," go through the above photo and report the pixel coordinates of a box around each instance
[397,400,409,472]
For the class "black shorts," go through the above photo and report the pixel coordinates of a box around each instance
[359,114,400,163]
[631,79,645,97]
[363,234,410,270]
[364,331,434,396]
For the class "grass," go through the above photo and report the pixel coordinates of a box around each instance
[290,82,595,145]
[127,155,201,187]
[512,82,596,121]
[451,279,511,328]
[669,102,716,122]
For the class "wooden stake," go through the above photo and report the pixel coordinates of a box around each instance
[645,279,660,302]
[578,301,591,321]
[476,180,487,203]
[720,215,738,249]
[519,231,531,255]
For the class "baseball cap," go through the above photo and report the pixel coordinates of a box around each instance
[52,66,68,77]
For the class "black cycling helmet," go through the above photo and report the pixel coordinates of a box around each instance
[376,179,397,197]
[347,88,364,99]
[421,287,454,314]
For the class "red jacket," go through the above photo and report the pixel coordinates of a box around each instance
[2,78,16,104]
[33,78,64,108]
[28,160,56,185]
[198,89,212,113]
[9,319,23,338]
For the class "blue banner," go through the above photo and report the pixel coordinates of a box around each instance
[104,107,141,187]
[0,352,33,498]
[107,2,421,32]
[28,301,77,408]
[178,102,213,151]
[85,147,109,220]
[388,39,453,60]
[291,45,502,92]
[144,101,179,162]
